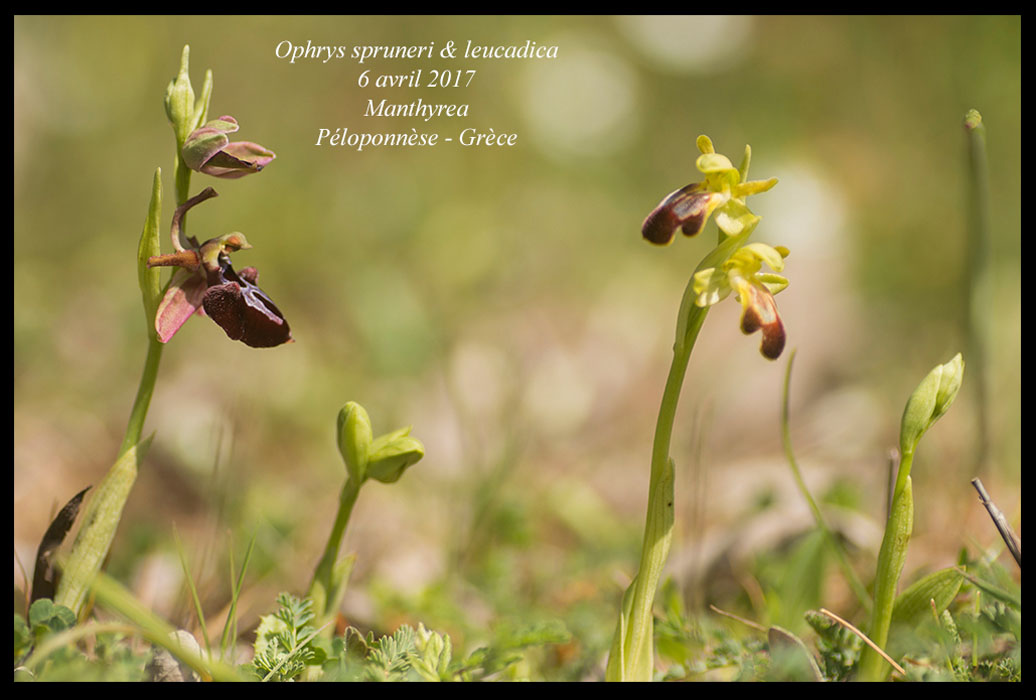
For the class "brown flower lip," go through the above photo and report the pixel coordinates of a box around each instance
[202,257,292,348]
[739,283,785,360]
[641,183,715,245]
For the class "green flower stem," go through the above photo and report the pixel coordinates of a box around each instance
[55,331,163,617]
[56,135,195,617]
[118,336,164,457]
[858,354,962,680]
[174,157,193,217]
[307,476,362,626]
[119,144,192,463]
[963,110,991,470]
[616,308,707,681]
[858,467,914,681]
[780,351,871,613]
[606,230,751,681]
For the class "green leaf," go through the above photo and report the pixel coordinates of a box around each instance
[192,70,213,131]
[137,169,163,337]
[13,613,32,665]
[54,436,152,615]
[605,576,637,681]
[410,624,453,681]
[325,554,356,629]
[891,566,965,628]
[252,594,321,682]
[366,430,424,484]
[961,570,1021,610]
[28,599,76,637]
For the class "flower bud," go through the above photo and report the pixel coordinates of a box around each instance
[182,116,276,179]
[164,45,196,145]
[337,403,372,483]
[365,427,425,484]
[899,353,964,455]
[931,352,965,424]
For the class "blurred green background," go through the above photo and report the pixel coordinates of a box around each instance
[14,15,1019,677]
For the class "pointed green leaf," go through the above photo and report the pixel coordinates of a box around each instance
[366,433,424,484]
[53,435,152,616]
[137,169,163,337]
[891,566,965,628]
[192,69,214,131]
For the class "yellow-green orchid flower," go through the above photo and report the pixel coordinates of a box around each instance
[642,135,778,245]
[692,242,790,359]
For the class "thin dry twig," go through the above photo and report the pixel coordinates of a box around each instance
[971,478,1021,568]
[708,604,767,633]
[818,607,906,677]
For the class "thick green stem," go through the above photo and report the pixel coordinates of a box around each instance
[858,455,914,681]
[55,322,163,618]
[307,477,362,624]
[963,110,991,471]
[174,156,192,220]
[607,229,752,681]
[118,336,164,457]
[56,152,192,618]
[619,306,707,680]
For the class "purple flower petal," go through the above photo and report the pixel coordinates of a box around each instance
[199,142,276,179]
[154,269,208,343]
[182,117,275,179]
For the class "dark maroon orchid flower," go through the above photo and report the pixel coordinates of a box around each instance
[202,259,292,348]
[148,188,292,348]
